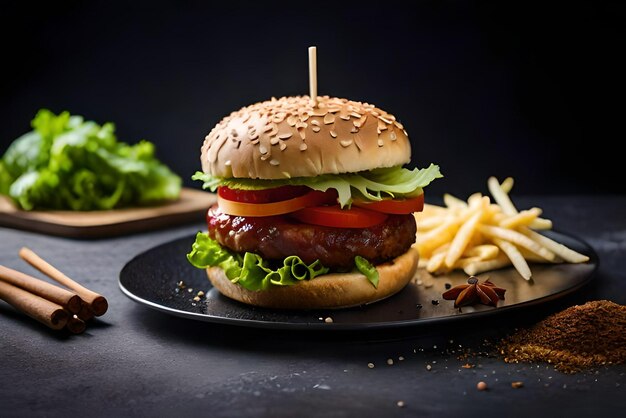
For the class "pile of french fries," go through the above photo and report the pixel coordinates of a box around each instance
[414,177,589,281]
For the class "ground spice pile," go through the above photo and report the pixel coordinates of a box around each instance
[500,300,626,373]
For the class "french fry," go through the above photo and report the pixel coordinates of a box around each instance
[415,215,448,231]
[444,193,467,209]
[529,218,553,230]
[463,254,512,276]
[487,176,518,215]
[500,208,542,229]
[500,177,514,194]
[518,247,561,263]
[445,211,482,268]
[427,251,447,273]
[432,243,451,254]
[493,238,532,280]
[415,219,459,258]
[521,227,590,263]
[464,244,499,260]
[478,224,557,262]
[423,203,447,215]
[456,256,486,269]
[467,193,484,208]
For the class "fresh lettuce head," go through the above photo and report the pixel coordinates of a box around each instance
[0,109,181,210]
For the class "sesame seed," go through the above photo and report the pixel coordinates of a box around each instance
[426,365,432,371]
[397,401,405,408]
[324,317,333,323]
[387,359,394,365]
[367,363,375,369]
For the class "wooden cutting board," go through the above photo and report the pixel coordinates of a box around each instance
[0,188,215,238]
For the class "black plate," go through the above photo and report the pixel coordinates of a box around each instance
[119,231,597,330]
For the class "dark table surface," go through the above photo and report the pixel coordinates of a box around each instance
[1,195,625,417]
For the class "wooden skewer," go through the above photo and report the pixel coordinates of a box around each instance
[0,280,69,330]
[66,315,86,334]
[19,247,108,316]
[308,46,318,107]
[0,265,83,314]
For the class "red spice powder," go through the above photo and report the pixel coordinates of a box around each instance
[500,300,626,373]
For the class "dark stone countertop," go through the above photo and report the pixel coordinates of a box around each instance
[1,195,625,417]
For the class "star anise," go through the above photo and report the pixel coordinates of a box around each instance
[442,276,506,308]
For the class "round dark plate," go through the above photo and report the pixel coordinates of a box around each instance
[119,231,597,330]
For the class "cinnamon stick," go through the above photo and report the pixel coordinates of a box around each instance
[19,247,108,316]
[0,265,83,314]
[0,280,69,330]
[77,303,95,322]
[66,315,86,334]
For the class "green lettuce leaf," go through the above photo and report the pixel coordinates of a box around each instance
[192,164,442,207]
[0,109,181,210]
[187,232,330,291]
[354,256,379,288]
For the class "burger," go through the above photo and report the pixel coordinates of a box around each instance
[187,95,441,309]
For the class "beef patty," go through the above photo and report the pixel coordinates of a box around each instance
[207,206,417,269]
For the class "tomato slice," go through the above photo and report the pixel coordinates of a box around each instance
[217,190,336,217]
[353,194,424,214]
[290,205,388,228]
[218,185,310,204]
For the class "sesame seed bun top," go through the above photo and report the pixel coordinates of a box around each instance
[201,95,411,179]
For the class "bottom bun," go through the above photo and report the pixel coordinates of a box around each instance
[206,247,419,310]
